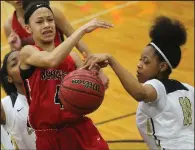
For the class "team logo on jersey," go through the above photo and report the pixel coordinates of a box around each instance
[37,4,41,7]
[41,70,68,80]
[17,107,24,112]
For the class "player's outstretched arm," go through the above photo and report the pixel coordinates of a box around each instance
[82,53,157,103]
[4,16,22,51]
[20,19,113,69]
[52,7,92,56]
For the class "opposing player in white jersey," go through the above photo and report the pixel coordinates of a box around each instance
[0,51,36,149]
[82,16,194,149]
[1,126,14,149]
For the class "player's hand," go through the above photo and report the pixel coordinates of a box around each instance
[82,53,111,70]
[8,31,22,51]
[81,52,110,89]
[98,71,110,90]
[82,18,114,33]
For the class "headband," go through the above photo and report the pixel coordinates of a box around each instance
[150,42,173,69]
[24,3,52,24]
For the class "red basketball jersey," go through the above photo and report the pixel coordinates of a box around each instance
[22,46,83,130]
[12,11,64,47]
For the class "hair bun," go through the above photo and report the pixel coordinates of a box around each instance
[149,16,187,47]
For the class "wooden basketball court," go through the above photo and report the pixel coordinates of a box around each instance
[1,1,194,149]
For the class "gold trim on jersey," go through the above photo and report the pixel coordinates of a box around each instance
[11,136,19,150]
[146,118,153,136]
[146,118,165,150]
[179,97,192,126]
[1,144,5,150]
[1,136,18,150]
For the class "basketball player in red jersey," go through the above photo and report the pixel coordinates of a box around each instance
[4,0,109,88]
[4,0,91,55]
[19,1,113,150]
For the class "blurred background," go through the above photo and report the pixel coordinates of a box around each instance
[1,1,194,149]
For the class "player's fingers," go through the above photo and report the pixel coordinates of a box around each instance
[97,23,113,29]
[81,58,92,69]
[89,63,96,70]
[89,58,99,70]
[86,58,94,69]
[94,63,101,71]
[83,54,95,65]
[97,21,114,27]
[80,65,87,69]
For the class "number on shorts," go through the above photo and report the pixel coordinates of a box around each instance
[54,85,64,110]
[179,97,192,126]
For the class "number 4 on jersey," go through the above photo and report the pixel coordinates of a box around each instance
[54,85,64,110]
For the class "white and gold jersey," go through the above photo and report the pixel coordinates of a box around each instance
[1,93,36,149]
[136,79,194,150]
[1,126,14,149]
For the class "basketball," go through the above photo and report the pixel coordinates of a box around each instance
[58,69,105,115]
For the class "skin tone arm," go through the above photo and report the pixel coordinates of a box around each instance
[4,16,22,51]
[82,54,157,102]
[70,51,109,88]
[4,16,12,38]
[1,102,6,125]
[70,51,84,69]
[51,7,92,56]
[20,19,113,69]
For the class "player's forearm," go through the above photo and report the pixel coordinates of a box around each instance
[59,23,92,56]
[50,27,86,67]
[75,40,92,56]
[55,17,92,56]
[108,56,145,101]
